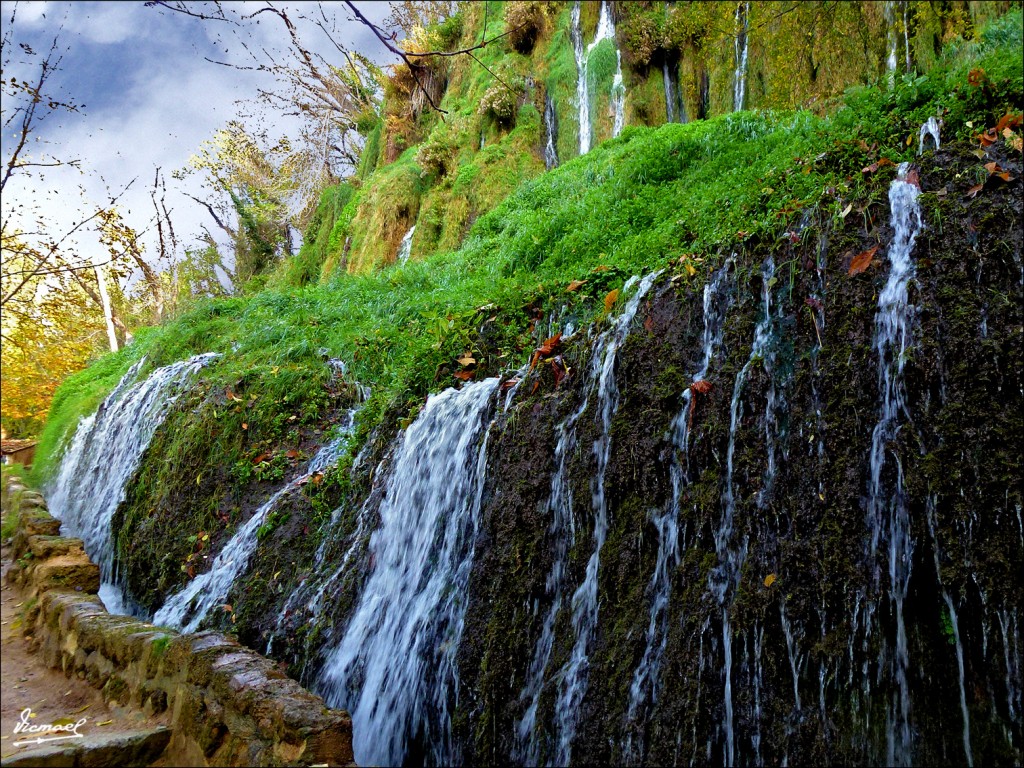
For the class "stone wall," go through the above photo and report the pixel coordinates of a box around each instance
[1,477,354,767]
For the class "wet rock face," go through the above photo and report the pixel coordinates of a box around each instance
[445,143,1022,766]
[104,142,1021,766]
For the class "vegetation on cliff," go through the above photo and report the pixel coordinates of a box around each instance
[23,3,1024,764]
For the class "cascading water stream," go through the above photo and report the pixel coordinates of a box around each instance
[885,1,900,75]
[397,225,416,264]
[902,1,912,71]
[154,416,354,633]
[623,262,733,763]
[573,0,625,154]
[316,377,499,767]
[550,272,660,766]
[544,93,560,170]
[865,161,923,766]
[925,494,973,767]
[733,1,750,111]
[46,353,219,615]
[570,1,589,155]
[662,60,683,124]
[918,116,941,155]
[709,256,779,766]
[515,350,600,765]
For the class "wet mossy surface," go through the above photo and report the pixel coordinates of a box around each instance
[101,139,1021,765]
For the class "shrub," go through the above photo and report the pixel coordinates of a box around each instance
[504,1,547,54]
[478,77,525,123]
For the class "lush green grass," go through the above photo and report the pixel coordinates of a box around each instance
[33,8,1022,482]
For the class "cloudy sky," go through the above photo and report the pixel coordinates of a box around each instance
[2,0,394,281]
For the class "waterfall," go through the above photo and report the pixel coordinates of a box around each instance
[918,116,941,155]
[925,495,973,767]
[573,0,625,155]
[570,1,590,155]
[611,49,626,138]
[866,162,923,766]
[710,256,778,765]
[544,93,560,170]
[902,1,912,71]
[153,417,354,633]
[662,59,686,124]
[550,272,660,765]
[515,275,659,764]
[316,377,499,767]
[397,225,416,264]
[46,353,219,615]
[885,1,900,75]
[733,1,750,111]
[623,262,733,763]
[515,374,595,765]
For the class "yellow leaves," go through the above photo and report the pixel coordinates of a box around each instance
[678,254,701,278]
[604,289,620,313]
[566,279,587,292]
[763,574,777,589]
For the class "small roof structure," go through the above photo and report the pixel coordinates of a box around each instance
[1,439,38,466]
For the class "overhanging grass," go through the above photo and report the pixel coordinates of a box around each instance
[34,9,1022,481]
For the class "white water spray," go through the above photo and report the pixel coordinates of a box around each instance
[397,225,416,264]
[866,162,923,766]
[734,2,750,111]
[47,353,219,614]
[154,420,353,633]
[623,263,732,763]
[317,378,499,766]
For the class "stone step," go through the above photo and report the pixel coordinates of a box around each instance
[0,726,170,768]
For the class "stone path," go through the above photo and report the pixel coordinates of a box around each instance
[1,546,170,767]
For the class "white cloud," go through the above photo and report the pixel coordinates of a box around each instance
[3,1,399,288]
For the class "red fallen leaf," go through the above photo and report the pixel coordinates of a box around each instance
[225,386,242,402]
[187,565,196,579]
[500,378,520,391]
[984,161,1015,182]
[805,296,824,311]
[735,230,750,239]
[787,230,801,244]
[531,380,540,395]
[977,128,998,147]
[302,525,310,535]
[967,68,985,87]
[222,604,233,613]
[994,112,1022,133]
[453,369,475,381]
[311,472,324,486]
[566,279,587,292]
[848,244,880,276]
[530,332,563,371]
[241,422,249,430]
[862,157,894,174]
[644,316,654,333]
[966,183,985,199]
[604,289,620,313]
[537,332,562,356]
[551,356,568,387]
[285,449,300,459]
[251,452,271,465]
[593,265,611,272]
[690,379,713,395]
